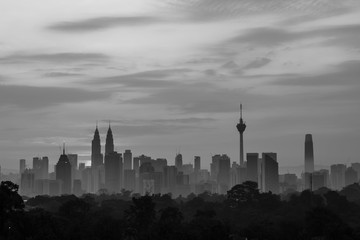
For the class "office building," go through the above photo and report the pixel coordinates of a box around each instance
[260,152,279,194]
[55,147,72,195]
[345,167,358,186]
[304,134,314,173]
[91,125,103,168]
[217,154,230,194]
[175,153,183,172]
[20,169,34,196]
[19,159,26,174]
[330,164,346,190]
[123,150,132,170]
[246,153,259,184]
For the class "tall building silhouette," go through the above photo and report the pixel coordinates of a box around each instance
[236,104,246,166]
[217,154,230,194]
[304,134,314,173]
[55,145,72,195]
[104,124,122,192]
[175,153,183,172]
[345,167,358,186]
[246,153,259,184]
[19,159,26,174]
[330,164,346,190]
[260,152,279,194]
[91,124,103,168]
[123,149,132,170]
[105,123,114,156]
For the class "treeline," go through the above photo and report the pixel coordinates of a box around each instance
[2,181,360,239]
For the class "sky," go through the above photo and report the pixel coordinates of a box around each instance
[1,0,360,172]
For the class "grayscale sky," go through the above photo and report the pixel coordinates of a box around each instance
[1,0,360,172]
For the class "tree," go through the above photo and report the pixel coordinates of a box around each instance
[126,195,156,231]
[0,181,25,238]
[0,181,24,215]
[227,181,259,207]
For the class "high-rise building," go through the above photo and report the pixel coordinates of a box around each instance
[19,159,26,174]
[330,164,346,190]
[20,169,34,196]
[32,157,42,179]
[246,153,259,184]
[260,152,279,194]
[55,146,72,195]
[312,171,327,191]
[175,153,183,172]
[211,155,221,181]
[41,157,49,179]
[124,169,136,191]
[105,124,114,156]
[123,150,132,170]
[351,163,360,181]
[91,125,103,168]
[32,157,48,180]
[236,104,246,166]
[345,167,358,186]
[105,152,122,193]
[133,157,140,173]
[194,156,200,172]
[305,134,314,173]
[163,166,177,193]
[73,179,82,196]
[217,154,230,194]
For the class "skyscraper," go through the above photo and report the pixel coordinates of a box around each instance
[246,153,259,184]
[236,104,246,166]
[217,154,230,194]
[19,159,26,174]
[330,164,346,190]
[304,134,314,173]
[345,167,358,186]
[55,146,72,195]
[105,124,114,156]
[104,124,122,192]
[260,152,279,194]
[91,125,103,168]
[194,156,200,172]
[123,149,132,170]
[175,153,183,172]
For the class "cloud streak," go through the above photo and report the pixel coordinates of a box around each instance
[48,16,162,32]
[0,53,110,64]
[0,85,109,109]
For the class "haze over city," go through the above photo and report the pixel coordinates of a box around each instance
[1,0,360,171]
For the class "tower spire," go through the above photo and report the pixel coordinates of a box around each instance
[63,142,65,155]
[236,103,246,166]
[240,103,243,119]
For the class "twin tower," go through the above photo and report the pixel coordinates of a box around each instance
[91,124,115,167]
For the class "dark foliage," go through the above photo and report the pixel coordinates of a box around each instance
[2,181,360,239]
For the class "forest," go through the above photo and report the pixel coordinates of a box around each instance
[2,180,360,240]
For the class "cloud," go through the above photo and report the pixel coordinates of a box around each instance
[126,81,248,113]
[0,84,109,109]
[103,117,215,125]
[96,118,214,137]
[244,58,271,69]
[43,72,85,78]
[90,68,192,88]
[273,60,360,86]
[230,24,360,48]
[47,16,161,32]
[0,53,109,64]
[165,0,352,22]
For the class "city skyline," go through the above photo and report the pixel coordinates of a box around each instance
[1,0,360,170]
